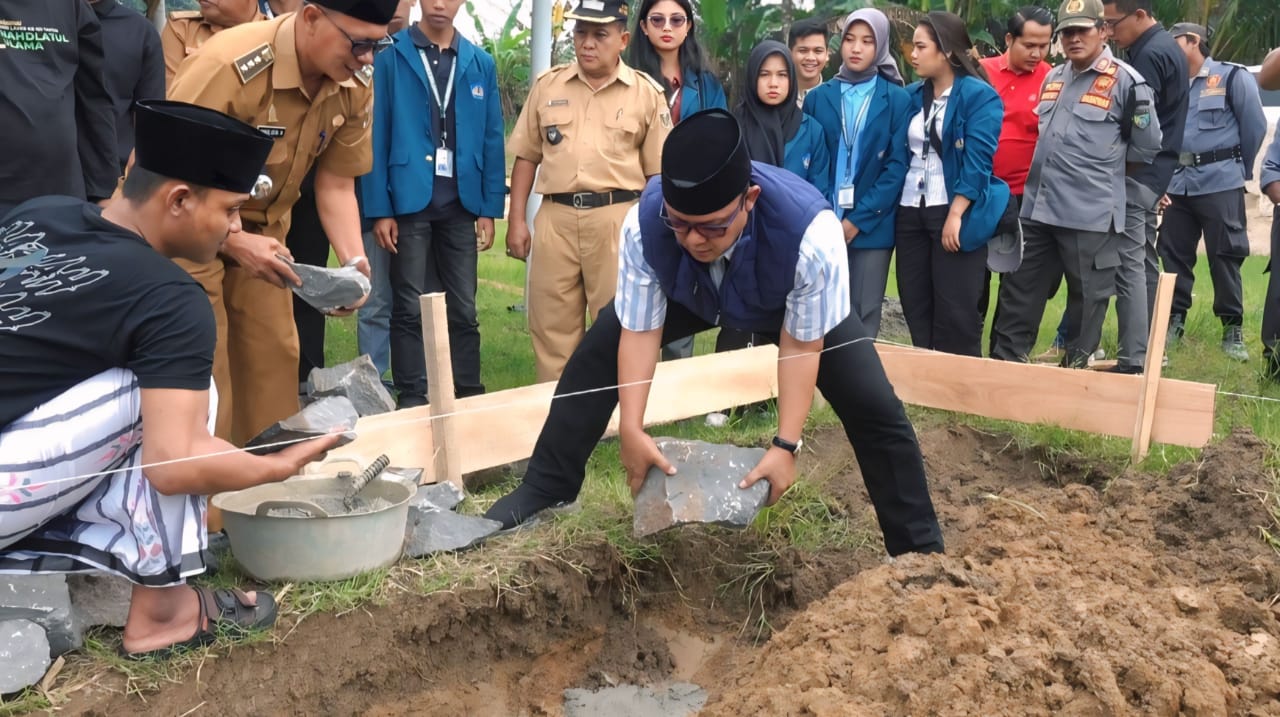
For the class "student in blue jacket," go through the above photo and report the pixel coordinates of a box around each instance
[895,12,1008,357]
[360,2,506,406]
[629,0,726,124]
[803,8,910,338]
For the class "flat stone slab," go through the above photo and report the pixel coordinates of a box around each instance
[404,508,501,558]
[0,575,81,655]
[633,439,769,538]
[564,682,707,717]
[0,619,52,694]
[289,261,370,314]
[246,396,358,455]
[410,482,465,512]
[306,355,395,416]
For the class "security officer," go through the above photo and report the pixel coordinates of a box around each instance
[167,0,393,446]
[506,0,671,382]
[161,0,266,84]
[1160,22,1267,361]
[990,0,1163,368]
[1258,125,1280,376]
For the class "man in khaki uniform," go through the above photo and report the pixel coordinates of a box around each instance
[162,0,266,84]
[506,0,670,382]
[168,0,393,446]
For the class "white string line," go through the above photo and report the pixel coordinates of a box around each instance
[8,335,1280,498]
[1,336,879,496]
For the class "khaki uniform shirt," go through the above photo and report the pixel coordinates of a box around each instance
[508,61,670,195]
[161,9,267,85]
[167,14,373,241]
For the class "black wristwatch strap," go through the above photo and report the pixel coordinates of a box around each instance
[771,435,801,455]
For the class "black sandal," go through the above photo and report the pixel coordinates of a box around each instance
[121,586,277,660]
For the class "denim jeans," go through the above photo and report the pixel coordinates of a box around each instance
[389,215,483,403]
[356,231,392,384]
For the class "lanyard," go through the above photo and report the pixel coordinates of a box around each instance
[840,88,873,181]
[419,48,457,142]
[920,98,946,162]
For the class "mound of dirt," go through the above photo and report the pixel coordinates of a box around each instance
[704,428,1280,717]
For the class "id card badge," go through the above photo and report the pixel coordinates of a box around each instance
[435,147,454,178]
[837,185,855,209]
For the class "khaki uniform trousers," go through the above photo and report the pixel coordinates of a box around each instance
[175,256,301,447]
[528,200,633,382]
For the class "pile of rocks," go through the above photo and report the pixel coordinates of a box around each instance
[1,574,129,694]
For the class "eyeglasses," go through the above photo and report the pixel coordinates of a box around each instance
[660,194,747,238]
[1102,12,1133,30]
[314,6,394,58]
[646,14,688,29]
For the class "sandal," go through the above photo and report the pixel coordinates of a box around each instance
[121,586,277,660]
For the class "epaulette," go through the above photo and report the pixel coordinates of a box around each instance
[634,69,666,95]
[168,10,202,20]
[353,64,373,87]
[233,43,275,84]
[536,63,570,81]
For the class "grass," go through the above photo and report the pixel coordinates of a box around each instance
[18,218,1280,709]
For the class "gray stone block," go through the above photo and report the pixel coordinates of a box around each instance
[633,439,769,538]
[410,482,465,512]
[67,574,132,628]
[0,575,81,655]
[0,620,51,694]
[879,296,910,343]
[245,396,359,455]
[404,508,501,558]
[289,261,370,314]
[563,683,707,717]
[306,355,396,417]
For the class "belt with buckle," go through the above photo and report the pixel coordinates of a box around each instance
[1178,145,1243,167]
[546,190,641,209]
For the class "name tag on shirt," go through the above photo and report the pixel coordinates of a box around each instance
[435,148,453,178]
[838,185,855,209]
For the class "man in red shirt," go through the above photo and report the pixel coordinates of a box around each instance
[979,6,1054,348]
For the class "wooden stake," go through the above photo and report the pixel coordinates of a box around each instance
[421,293,462,488]
[1131,273,1178,462]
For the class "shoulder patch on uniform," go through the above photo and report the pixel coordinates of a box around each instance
[536,63,570,81]
[233,43,275,85]
[354,64,373,87]
[168,10,202,19]
[635,69,666,95]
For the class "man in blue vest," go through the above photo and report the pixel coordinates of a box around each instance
[361,0,506,404]
[485,109,944,557]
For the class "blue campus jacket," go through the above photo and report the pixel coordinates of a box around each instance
[360,29,506,220]
[803,76,911,250]
[904,75,1009,252]
[679,68,727,119]
[782,115,831,199]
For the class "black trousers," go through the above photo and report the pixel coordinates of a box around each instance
[1158,189,1248,326]
[521,300,945,556]
[895,204,989,357]
[1262,206,1280,359]
[288,171,330,383]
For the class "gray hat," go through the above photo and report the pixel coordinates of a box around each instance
[1055,0,1104,31]
[986,218,1024,274]
[1169,22,1208,41]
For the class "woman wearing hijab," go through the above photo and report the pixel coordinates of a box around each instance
[736,40,830,195]
[894,12,1008,357]
[803,9,911,339]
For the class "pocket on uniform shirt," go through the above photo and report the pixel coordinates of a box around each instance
[1197,95,1227,130]
[1068,100,1121,160]
[540,108,575,154]
[601,115,641,159]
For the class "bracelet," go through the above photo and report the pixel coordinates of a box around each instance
[343,256,368,268]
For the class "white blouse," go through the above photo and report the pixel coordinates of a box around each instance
[901,88,951,209]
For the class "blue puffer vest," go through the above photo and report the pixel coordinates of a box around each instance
[638,162,830,333]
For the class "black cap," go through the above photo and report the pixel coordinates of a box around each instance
[133,100,274,194]
[661,109,752,216]
[308,0,397,25]
[565,0,629,24]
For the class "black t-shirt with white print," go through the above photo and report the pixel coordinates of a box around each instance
[0,196,215,429]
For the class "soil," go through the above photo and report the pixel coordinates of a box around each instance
[55,425,1280,716]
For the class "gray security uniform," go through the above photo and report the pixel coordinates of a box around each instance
[1258,122,1280,366]
[1160,58,1267,328]
[991,48,1162,367]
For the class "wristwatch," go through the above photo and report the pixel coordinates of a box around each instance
[771,435,803,455]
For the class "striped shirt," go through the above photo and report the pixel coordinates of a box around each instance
[615,204,850,341]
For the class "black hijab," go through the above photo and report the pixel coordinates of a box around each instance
[734,40,803,167]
